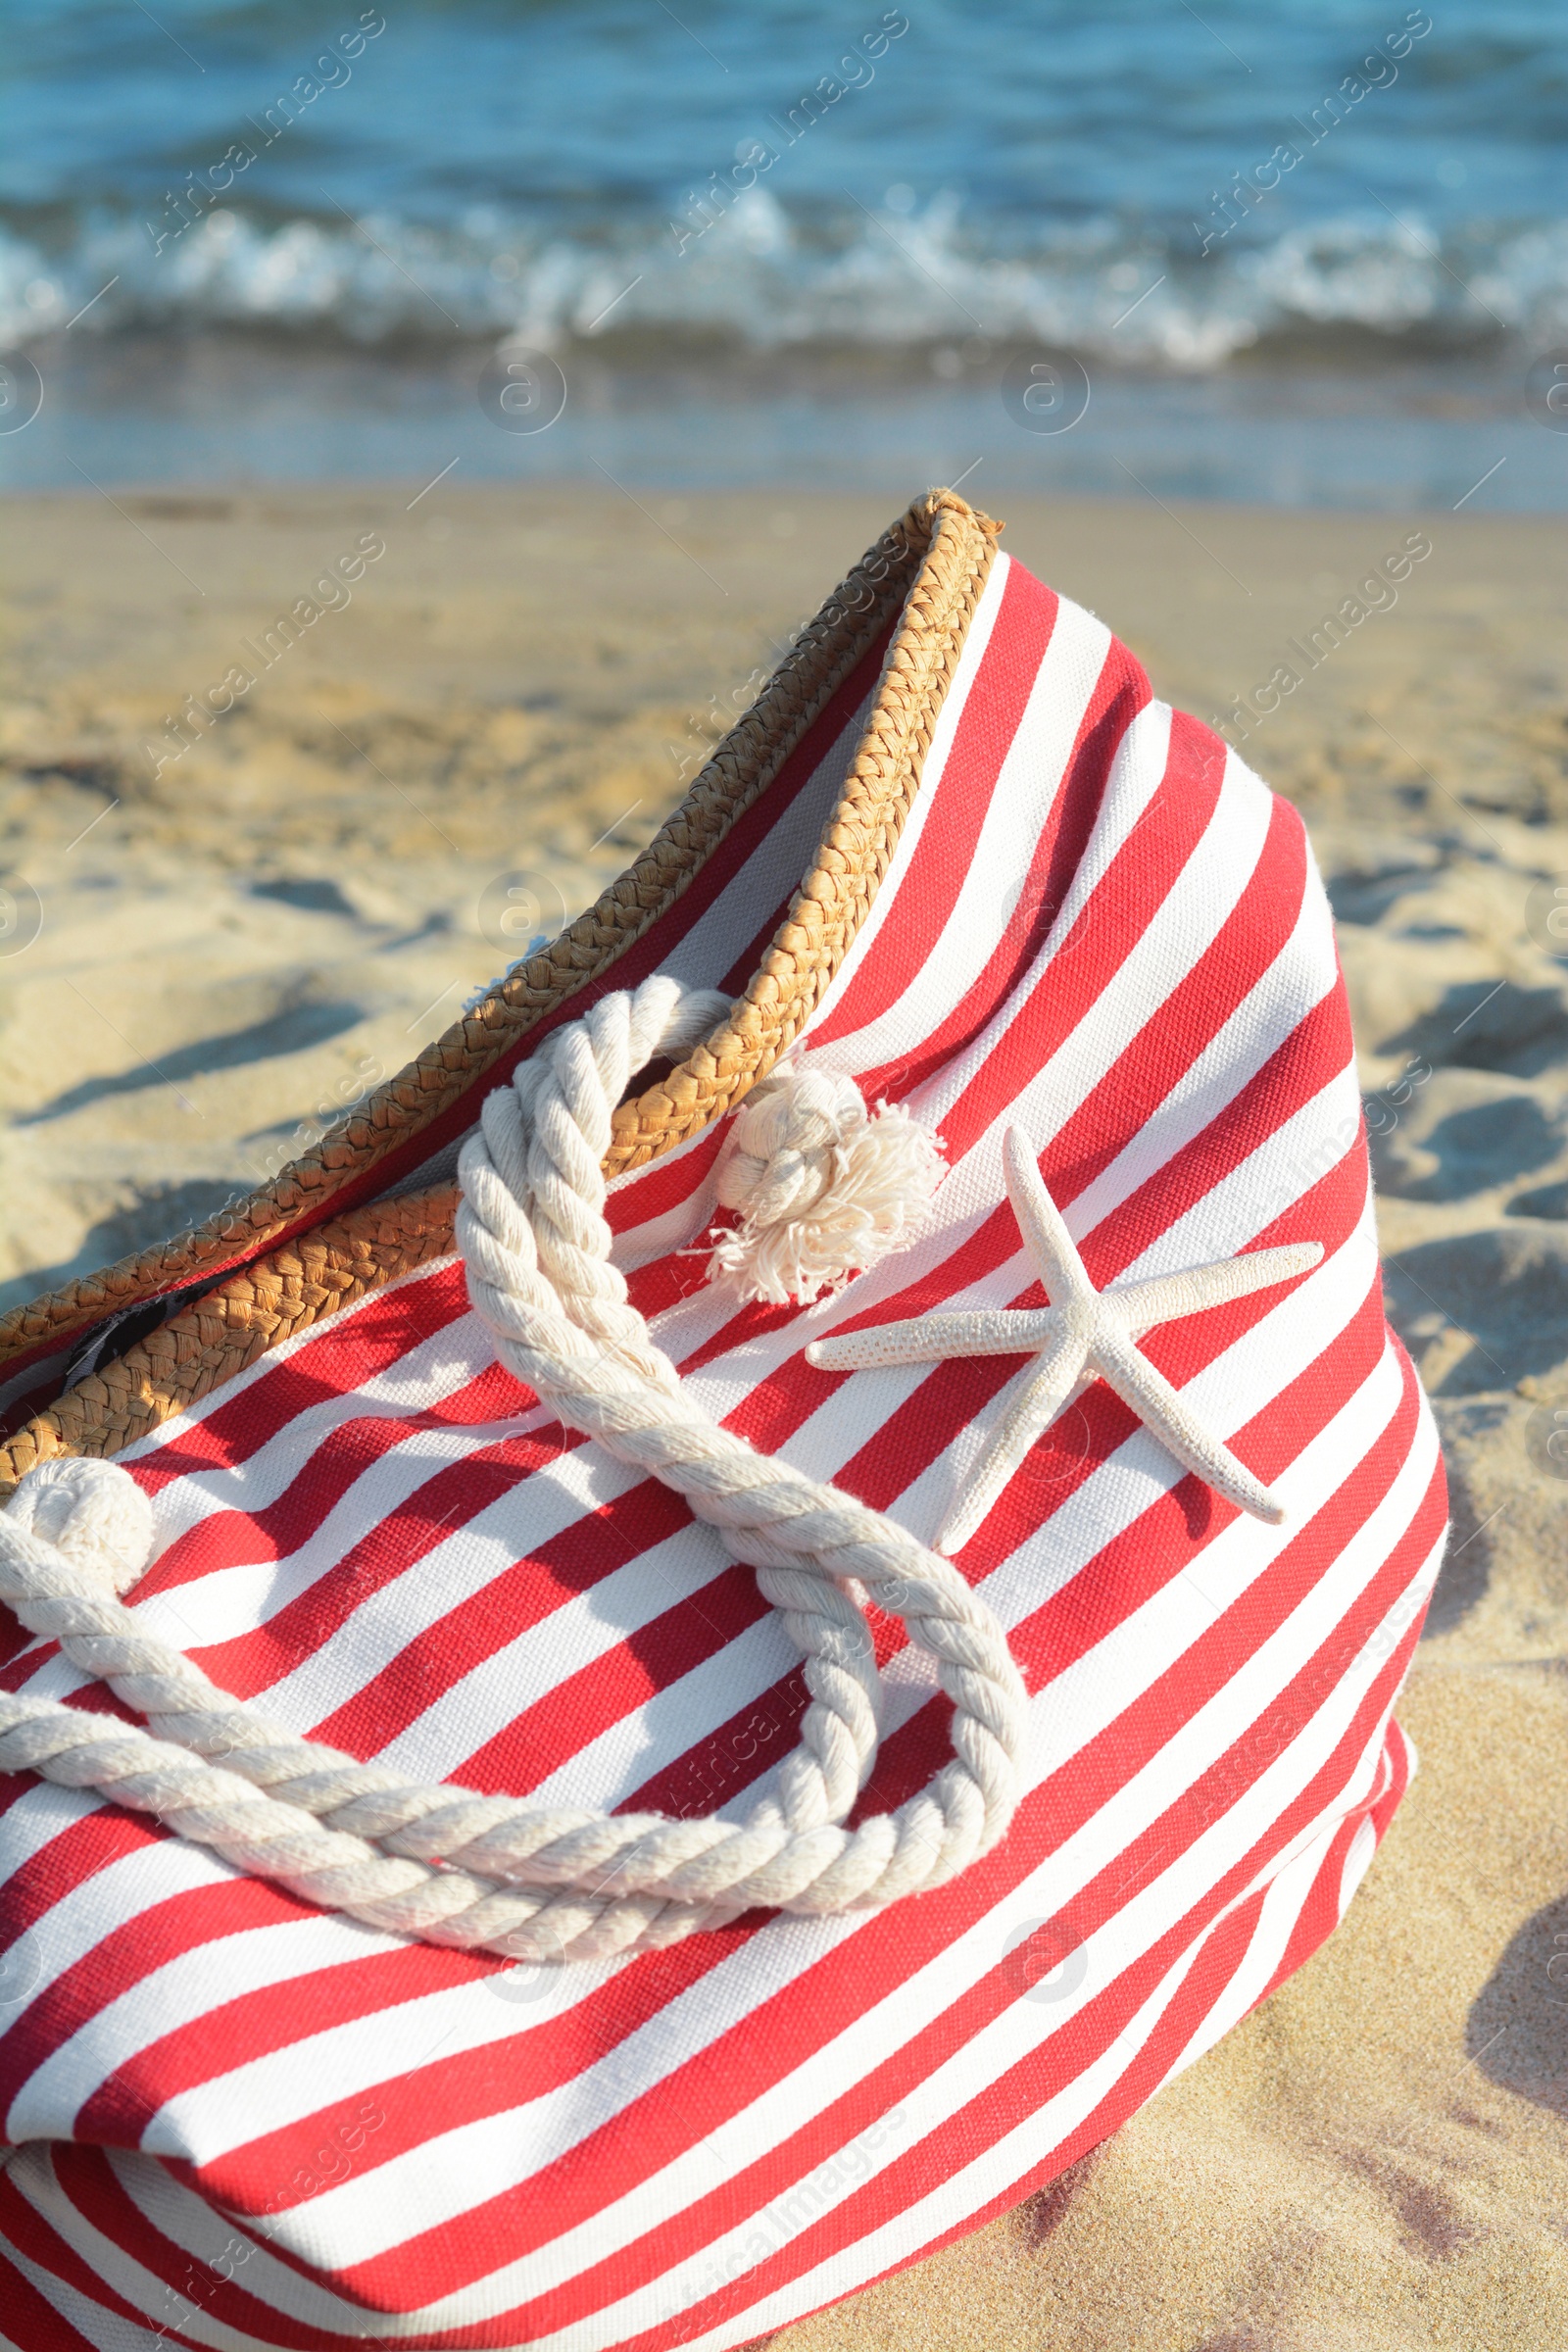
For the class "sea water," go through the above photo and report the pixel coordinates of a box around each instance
[1,0,1565,504]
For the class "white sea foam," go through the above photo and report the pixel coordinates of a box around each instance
[6,193,1567,369]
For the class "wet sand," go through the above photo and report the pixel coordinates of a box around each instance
[2,483,1565,2345]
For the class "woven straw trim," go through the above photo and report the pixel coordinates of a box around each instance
[0,1196,456,1487]
[607,486,997,1168]
[0,491,999,1492]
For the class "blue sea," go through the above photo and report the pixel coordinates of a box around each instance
[2,0,1566,503]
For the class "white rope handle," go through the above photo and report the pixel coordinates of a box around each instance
[0,978,1027,1964]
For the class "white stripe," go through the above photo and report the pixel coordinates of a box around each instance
[816,587,1116,1077]
[1063,858,1341,1245]
[19,1396,563,1709]
[1159,1708,1390,2087]
[9,1915,404,2147]
[0,2209,167,2350]
[808,550,1011,1042]
[120,1264,482,1563]
[631,1570,1434,2352]
[378,1517,754,1785]
[254,1441,655,1737]
[2,1842,245,2146]
[656,689,874,995]
[12,2143,379,2347]
[0,1781,108,1890]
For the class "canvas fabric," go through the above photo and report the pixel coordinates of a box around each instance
[0,551,1444,2351]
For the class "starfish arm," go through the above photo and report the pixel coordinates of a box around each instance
[807,1306,1057,1373]
[937,1330,1092,1555]
[1106,1241,1325,1338]
[1091,1325,1287,1525]
[1003,1127,1096,1304]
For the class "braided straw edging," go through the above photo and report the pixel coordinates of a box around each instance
[1,1196,456,1491]
[0,491,1000,1492]
[603,489,998,1168]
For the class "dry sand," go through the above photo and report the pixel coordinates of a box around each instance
[2,483,1565,2346]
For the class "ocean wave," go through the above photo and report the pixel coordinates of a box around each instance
[5,192,1568,369]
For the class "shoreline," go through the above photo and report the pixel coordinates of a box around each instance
[1,346,1559,510]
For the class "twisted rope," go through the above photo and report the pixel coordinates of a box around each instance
[0,978,1027,1963]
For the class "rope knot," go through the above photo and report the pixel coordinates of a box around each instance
[711,1061,945,1306]
[7,1456,152,1596]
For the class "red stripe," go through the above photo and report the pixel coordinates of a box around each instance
[121,1924,748,2230]
[623,1664,810,1821]
[0,2237,105,2352]
[0,1803,164,1985]
[128,1261,473,1495]
[1094,991,1351,1287]
[606,1120,729,1239]
[937,708,1231,1158]
[180,1426,578,1716]
[449,1558,768,1796]
[815,563,1060,1047]
[0,1877,312,2131]
[33,2146,346,2352]
[69,1928,511,2156]
[142,1364,524,1595]
[1250,1774,1373,2008]
[842,613,1157,1108]
[0,2159,188,2351]
[1044,792,1307,1208]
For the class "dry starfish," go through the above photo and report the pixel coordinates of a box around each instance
[807,1126,1323,1554]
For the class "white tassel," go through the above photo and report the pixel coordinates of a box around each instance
[710,1061,945,1306]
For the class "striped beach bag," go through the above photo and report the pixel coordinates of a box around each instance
[0,492,1444,2350]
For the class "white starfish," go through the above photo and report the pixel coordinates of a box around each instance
[806,1126,1324,1556]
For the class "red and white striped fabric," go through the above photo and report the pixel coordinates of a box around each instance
[0,551,1444,2352]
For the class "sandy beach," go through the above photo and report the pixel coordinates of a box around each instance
[1,484,1565,2344]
